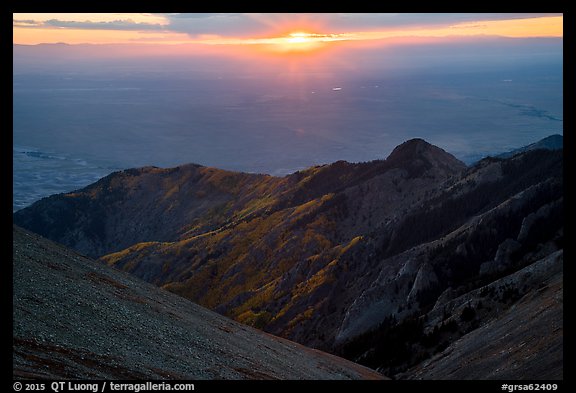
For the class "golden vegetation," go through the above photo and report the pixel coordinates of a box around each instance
[102,163,370,334]
[103,241,160,266]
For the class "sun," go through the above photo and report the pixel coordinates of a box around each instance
[191,28,351,56]
[274,31,325,53]
[197,29,348,56]
[286,32,314,44]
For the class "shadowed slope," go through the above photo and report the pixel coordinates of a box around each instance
[406,251,563,380]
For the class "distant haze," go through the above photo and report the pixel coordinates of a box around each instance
[13,32,562,211]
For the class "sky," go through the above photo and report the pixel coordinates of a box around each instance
[12,13,563,211]
[13,13,563,49]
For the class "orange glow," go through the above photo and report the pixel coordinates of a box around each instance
[269,31,328,53]
[13,15,562,47]
[350,15,563,40]
[185,16,562,56]
[12,27,193,45]
[191,30,353,56]
[458,16,562,37]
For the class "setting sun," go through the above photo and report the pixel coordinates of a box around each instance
[286,32,313,43]
[270,31,328,53]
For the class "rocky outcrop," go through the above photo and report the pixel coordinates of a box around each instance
[407,262,439,303]
[406,251,563,380]
[479,238,522,275]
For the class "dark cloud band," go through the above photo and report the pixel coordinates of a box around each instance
[14,18,167,31]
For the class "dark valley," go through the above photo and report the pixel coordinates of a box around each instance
[14,137,563,379]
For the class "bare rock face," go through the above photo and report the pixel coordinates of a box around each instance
[479,238,522,276]
[13,226,386,380]
[517,199,562,244]
[407,251,563,380]
[407,262,439,302]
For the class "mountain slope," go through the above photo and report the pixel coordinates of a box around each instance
[100,139,467,343]
[405,250,563,380]
[497,134,563,159]
[14,138,563,379]
[12,164,285,258]
[14,139,467,345]
[13,225,385,380]
[13,139,465,259]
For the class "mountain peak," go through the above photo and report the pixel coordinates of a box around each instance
[387,138,442,161]
[386,138,466,175]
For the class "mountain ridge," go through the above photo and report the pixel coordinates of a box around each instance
[14,136,563,379]
[13,138,466,259]
[496,134,563,159]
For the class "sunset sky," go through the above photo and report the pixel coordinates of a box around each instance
[13,13,563,211]
[13,13,563,50]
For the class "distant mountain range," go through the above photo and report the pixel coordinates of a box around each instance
[496,134,563,159]
[14,135,563,379]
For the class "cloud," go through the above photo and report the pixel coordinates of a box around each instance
[14,18,167,31]
[160,13,563,37]
[163,13,267,36]
[13,13,563,45]
[14,13,563,37]
[13,19,42,27]
[322,13,562,30]
[163,13,241,19]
